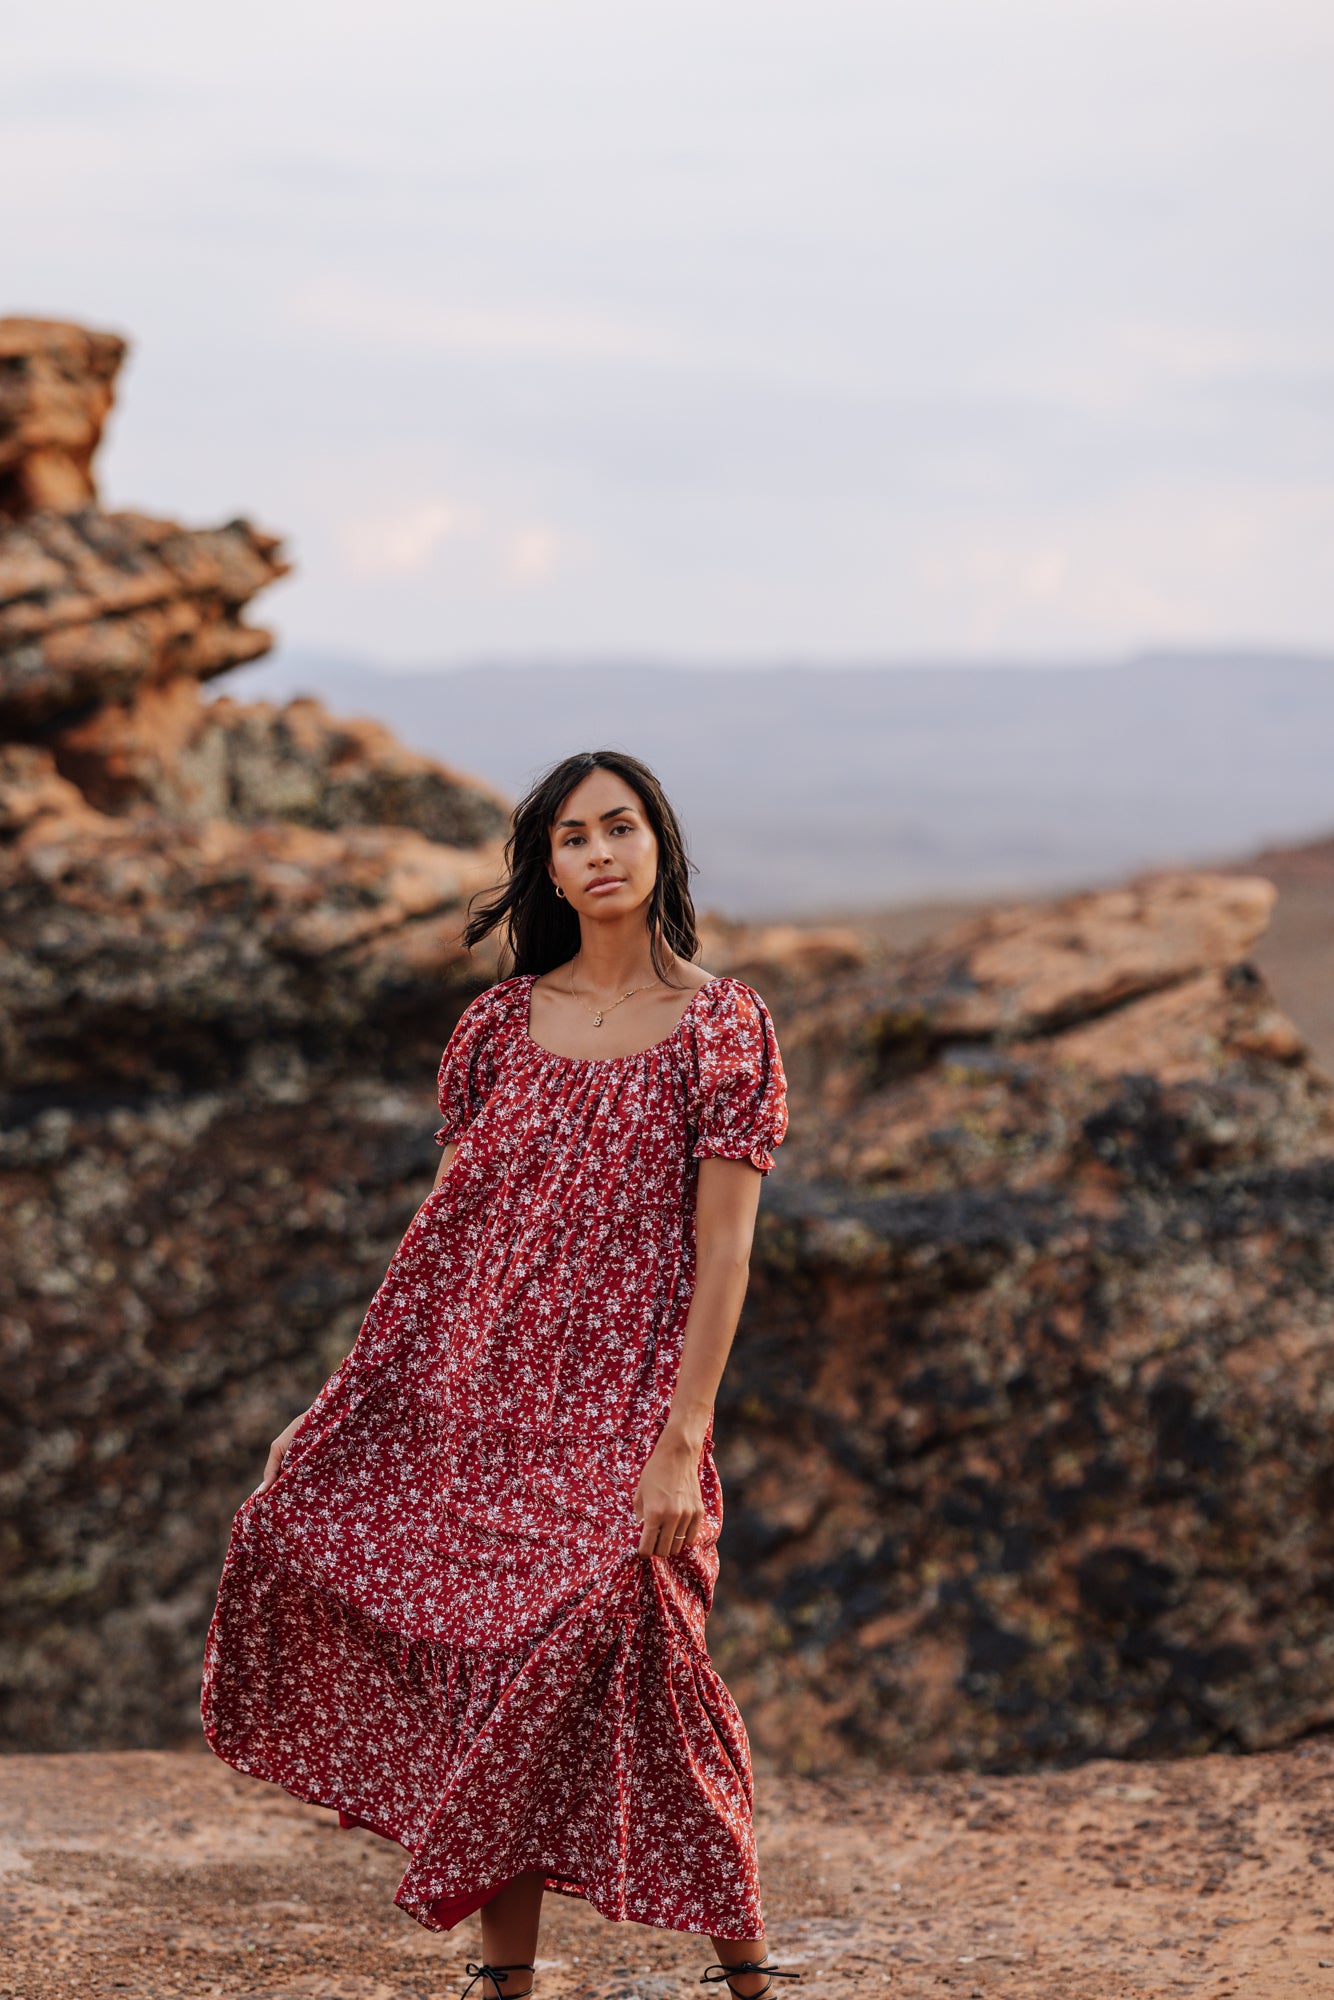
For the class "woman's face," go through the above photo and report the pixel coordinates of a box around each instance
[547,767,659,922]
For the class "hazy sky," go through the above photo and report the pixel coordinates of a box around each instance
[7,1,1333,663]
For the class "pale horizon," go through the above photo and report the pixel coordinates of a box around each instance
[260,643,1334,678]
[222,652,1334,915]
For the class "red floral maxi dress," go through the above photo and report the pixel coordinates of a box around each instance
[200,971,788,1940]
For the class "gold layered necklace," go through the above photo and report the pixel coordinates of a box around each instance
[566,959,663,1029]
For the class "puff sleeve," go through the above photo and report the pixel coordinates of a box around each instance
[687,979,789,1175]
[434,990,500,1146]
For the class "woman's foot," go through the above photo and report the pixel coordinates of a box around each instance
[461,1961,535,2000]
[700,1952,801,1999]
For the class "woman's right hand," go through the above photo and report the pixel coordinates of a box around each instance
[253,1408,310,1495]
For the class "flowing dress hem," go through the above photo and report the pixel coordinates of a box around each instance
[200,1538,764,1941]
[200,1720,762,1939]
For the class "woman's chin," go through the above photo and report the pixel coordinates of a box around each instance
[582,891,650,920]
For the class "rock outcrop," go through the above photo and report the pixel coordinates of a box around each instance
[53,688,511,843]
[704,880,1334,1771]
[5,317,1334,1783]
[0,318,125,519]
[0,508,286,729]
[0,323,507,1750]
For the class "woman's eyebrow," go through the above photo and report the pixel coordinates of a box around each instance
[555,804,639,828]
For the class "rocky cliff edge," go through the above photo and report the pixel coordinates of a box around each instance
[5,320,1334,1783]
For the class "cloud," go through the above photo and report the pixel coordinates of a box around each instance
[291,283,691,369]
[337,500,473,579]
[332,496,563,592]
[506,525,560,585]
[911,478,1334,652]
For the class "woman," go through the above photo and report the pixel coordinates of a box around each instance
[200,750,799,2000]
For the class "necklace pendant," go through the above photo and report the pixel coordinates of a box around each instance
[593,1012,603,1027]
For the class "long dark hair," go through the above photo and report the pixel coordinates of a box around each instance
[462,749,699,980]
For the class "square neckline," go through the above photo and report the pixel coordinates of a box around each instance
[520,969,722,1067]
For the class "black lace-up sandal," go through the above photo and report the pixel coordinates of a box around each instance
[460,1961,536,2000]
[699,1957,802,1998]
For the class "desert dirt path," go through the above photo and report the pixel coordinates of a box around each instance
[2,1740,1333,2000]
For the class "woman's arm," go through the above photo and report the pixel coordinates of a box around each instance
[255,1138,463,1494]
[632,1156,762,1557]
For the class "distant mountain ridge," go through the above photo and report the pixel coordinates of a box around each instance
[220,653,1334,917]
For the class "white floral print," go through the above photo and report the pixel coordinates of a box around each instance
[200,973,788,1940]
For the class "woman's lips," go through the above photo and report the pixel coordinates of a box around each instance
[585,878,625,895]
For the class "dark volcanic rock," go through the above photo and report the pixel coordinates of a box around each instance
[0,1086,447,1748]
[703,883,1334,1772]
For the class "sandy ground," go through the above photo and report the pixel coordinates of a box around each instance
[4,1740,1334,2000]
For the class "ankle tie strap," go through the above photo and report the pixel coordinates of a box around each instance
[700,1961,802,1995]
[462,1962,536,2000]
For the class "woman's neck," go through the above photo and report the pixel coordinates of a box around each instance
[568,922,671,996]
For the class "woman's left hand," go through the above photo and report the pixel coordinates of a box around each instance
[633,1427,706,1558]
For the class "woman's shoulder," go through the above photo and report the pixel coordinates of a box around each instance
[682,972,781,1055]
[446,972,532,1044]
[692,971,775,1021]
[479,971,534,1005]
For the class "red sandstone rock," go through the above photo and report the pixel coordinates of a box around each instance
[0,319,509,1109]
[0,317,125,520]
[892,871,1277,1037]
[0,321,287,729]
[0,508,288,728]
[701,916,870,988]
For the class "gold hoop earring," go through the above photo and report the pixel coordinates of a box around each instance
[555,885,566,898]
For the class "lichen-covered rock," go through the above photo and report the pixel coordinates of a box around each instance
[50,685,511,846]
[0,743,500,1092]
[0,1082,451,1749]
[705,876,1334,1774]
